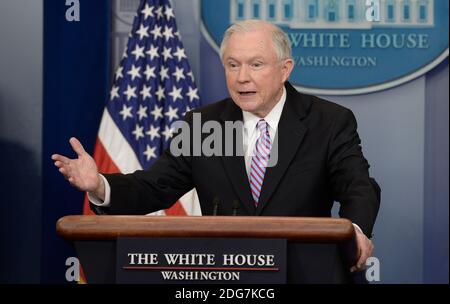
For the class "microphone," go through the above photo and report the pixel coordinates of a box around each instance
[232,200,240,216]
[212,196,220,216]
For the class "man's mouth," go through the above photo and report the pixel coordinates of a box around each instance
[238,91,257,96]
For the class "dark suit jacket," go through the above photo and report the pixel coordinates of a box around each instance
[94,82,380,283]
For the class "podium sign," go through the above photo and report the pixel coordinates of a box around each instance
[116,237,287,284]
[58,216,356,283]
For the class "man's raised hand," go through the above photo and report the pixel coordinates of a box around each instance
[51,137,105,200]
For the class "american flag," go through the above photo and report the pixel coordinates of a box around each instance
[83,0,201,216]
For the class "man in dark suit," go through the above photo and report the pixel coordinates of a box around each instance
[53,20,379,283]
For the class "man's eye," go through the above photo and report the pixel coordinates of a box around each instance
[252,63,262,68]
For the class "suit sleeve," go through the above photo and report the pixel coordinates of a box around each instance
[90,114,195,215]
[327,109,380,237]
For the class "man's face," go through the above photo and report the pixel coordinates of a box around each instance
[222,29,294,118]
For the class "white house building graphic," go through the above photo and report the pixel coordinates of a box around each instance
[230,0,434,28]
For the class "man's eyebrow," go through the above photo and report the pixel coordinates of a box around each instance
[225,56,265,62]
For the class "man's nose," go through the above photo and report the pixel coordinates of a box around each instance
[237,65,251,83]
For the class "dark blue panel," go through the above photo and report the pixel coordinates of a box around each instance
[0,141,41,283]
[424,58,449,284]
[42,0,110,283]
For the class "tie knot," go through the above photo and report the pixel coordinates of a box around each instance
[257,119,268,132]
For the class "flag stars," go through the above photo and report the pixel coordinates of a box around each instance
[162,47,173,61]
[110,86,119,101]
[115,67,123,80]
[187,87,199,102]
[162,125,174,141]
[144,65,156,80]
[146,125,161,141]
[131,45,145,61]
[150,25,163,39]
[155,85,166,101]
[165,106,179,121]
[141,3,154,20]
[132,124,145,141]
[106,6,201,164]
[173,47,187,61]
[127,64,141,81]
[183,106,192,117]
[136,24,149,40]
[140,84,152,101]
[137,104,148,121]
[168,86,183,102]
[124,85,137,101]
[187,71,195,82]
[103,0,200,178]
[155,6,164,19]
[164,6,175,20]
[159,66,169,81]
[146,45,159,61]
[163,26,174,41]
[119,104,133,121]
[151,105,163,120]
[172,67,185,82]
[143,145,157,161]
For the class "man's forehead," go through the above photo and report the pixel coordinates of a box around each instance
[229,29,272,41]
[225,32,275,54]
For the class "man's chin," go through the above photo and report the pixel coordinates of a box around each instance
[234,99,258,111]
[239,105,257,113]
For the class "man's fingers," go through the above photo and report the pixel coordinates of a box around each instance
[357,252,369,269]
[52,154,71,164]
[68,177,76,186]
[69,137,86,157]
[350,230,375,272]
[59,167,70,179]
[355,240,374,270]
[350,256,367,273]
[358,242,374,268]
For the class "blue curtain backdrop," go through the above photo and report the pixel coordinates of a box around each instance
[42,0,111,283]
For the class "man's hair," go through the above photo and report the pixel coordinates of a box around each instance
[219,19,292,62]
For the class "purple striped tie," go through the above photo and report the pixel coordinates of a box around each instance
[249,119,272,205]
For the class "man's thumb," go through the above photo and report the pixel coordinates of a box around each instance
[69,137,86,157]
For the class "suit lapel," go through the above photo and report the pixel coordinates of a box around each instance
[219,100,256,215]
[255,83,310,215]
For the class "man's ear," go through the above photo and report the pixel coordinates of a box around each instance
[281,59,295,82]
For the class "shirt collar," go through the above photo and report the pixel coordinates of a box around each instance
[242,87,286,134]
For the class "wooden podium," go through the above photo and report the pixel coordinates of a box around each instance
[57,216,357,284]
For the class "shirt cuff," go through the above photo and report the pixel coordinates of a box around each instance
[87,174,111,207]
[352,223,363,234]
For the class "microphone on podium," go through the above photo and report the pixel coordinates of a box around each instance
[232,200,240,216]
[212,196,220,216]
